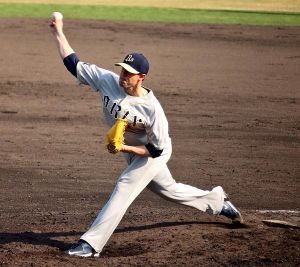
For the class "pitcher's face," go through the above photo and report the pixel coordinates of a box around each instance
[119,68,145,95]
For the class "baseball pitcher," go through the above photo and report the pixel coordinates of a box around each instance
[49,12,243,257]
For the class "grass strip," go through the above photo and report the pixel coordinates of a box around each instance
[0,3,299,26]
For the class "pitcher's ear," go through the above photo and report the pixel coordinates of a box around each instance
[140,73,146,81]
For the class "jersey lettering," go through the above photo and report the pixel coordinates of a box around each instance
[110,103,116,114]
[122,111,129,119]
[103,95,110,107]
[103,95,143,126]
[114,105,121,119]
[133,116,137,126]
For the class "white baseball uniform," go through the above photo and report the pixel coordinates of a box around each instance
[75,61,226,253]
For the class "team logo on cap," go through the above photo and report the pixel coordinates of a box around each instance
[125,54,134,62]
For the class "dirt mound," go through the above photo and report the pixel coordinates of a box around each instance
[0,18,299,266]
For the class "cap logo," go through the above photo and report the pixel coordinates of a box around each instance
[125,54,134,62]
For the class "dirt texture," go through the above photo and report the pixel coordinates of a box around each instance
[0,18,299,266]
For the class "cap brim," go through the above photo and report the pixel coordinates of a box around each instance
[115,63,139,74]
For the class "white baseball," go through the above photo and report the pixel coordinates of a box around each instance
[51,11,63,20]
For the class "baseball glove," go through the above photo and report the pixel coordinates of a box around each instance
[105,118,128,153]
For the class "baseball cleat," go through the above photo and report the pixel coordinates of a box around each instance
[220,199,244,224]
[66,240,100,257]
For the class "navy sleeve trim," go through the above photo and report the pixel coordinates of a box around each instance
[63,53,80,77]
[145,143,163,158]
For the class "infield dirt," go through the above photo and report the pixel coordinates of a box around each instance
[0,18,299,266]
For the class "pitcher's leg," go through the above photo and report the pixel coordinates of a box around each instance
[80,155,167,253]
[147,165,225,214]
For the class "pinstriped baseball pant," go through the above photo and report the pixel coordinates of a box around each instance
[80,147,226,253]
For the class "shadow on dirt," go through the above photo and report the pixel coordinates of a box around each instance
[0,231,80,251]
[0,220,246,251]
[115,220,248,233]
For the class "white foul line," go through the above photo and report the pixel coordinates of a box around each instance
[256,210,300,214]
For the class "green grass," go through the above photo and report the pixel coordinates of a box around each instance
[0,3,299,26]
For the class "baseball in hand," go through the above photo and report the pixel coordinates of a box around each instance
[51,11,63,20]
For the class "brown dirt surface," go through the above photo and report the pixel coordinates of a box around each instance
[0,18,299,266]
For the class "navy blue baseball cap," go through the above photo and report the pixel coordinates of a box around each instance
[115,53,149,74]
